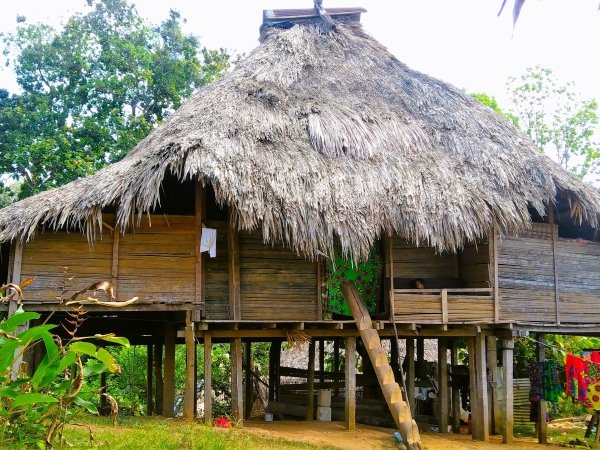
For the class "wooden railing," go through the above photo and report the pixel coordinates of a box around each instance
[393,288,495,325]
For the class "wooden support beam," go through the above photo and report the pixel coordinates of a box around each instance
[147,344,153,416]
[316,259,322,320]
[450,341,461,433]
[549,208,560,325]
[306,340,316,420]
[345,336,356,430]
[319,339,325,384]
[469,334,490,441]
[502,338,514,444]
[184,311,196,420]
[492,223,499,323]
[110,226,120,298]
[228,210,241,320]
[486,336,498,435]
[163,325,176,417]
[417,338,424,369]
[204,333,212,422]
[441,289,449,326]
[386,234,394,320]
[406,338,416,414]
[333,339,340,398]
[244,341,253,419]
[231,337,244,423]
[100,372,107,412]
[537,334,547,444]
[154,343,163,415]
[438,338,449,433]
[8,240,23,316]
[194,183,204,321]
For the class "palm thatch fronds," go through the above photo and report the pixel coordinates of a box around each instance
[0,19,599,261]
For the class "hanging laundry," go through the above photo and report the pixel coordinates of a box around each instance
[200,228,217,257]
[543,360,562,402]
[528,360,544,402]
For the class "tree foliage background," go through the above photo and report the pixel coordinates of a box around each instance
[0,0,231,203]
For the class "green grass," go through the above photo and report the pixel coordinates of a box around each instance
[51,416,335,450]
[515,421,599,448]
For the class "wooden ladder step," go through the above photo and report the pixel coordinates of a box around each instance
[390,400,412,424]
[381,382,403,403]
[372,348,388,367]
[376,365,396,385]
[361,328,380,350]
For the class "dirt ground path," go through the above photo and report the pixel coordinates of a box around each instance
[245,421,557,450]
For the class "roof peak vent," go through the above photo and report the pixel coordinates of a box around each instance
[262,4,366,30]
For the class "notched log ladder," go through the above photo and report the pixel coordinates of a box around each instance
[342,282,423,450]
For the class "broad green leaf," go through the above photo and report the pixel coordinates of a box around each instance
[12,393,58,407]
[68,341,97,357]
[17,324,56,344]
[95,348,118,372]
[94,334,130,347]
[0,386,21,399]
[84,362,108,377]
[0,312,39,332]
[72,395,99,414]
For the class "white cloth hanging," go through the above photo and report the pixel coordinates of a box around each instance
[200,228,217,258]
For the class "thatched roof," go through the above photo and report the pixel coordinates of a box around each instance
[1,18,599,261]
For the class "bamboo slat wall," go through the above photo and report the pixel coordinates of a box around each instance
[117,215,196,305]
[203,220,230,319]
[497,224,556,323]
[239,230,318,321]
[20,232,113,302]
[556,238,600,323]
[498,223,600,324]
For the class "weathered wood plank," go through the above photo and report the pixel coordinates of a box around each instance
[345,336,356,430]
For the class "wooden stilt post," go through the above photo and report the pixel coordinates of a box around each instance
[306,340,316,420]
[184,311,196,420]
[147,344,153,416]
[231,338,244,423]
[204,333,212,423]
[438,338,449,433]
[417,338,424,372]
[391,337,401,380]
[487,336,498,434]
[345,336,356,430]
[537,334,547,444]
[406,338,416,414]
[163,325,176,417]
[154,343,164,415]
[502,338,514,444]
[268,341,277,402]
[468,337,477,437]
[450,341,461,433]
[100,372,107,413]
[319,339,325,385]
[469,333,490,441]
[333,339,340,398]
[244,341,253,420]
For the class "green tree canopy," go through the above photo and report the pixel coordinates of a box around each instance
[506,67,599,181]
[0,0,231,200]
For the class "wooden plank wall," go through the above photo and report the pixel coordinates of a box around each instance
[390,238,458,287]
[117,215,196,305]
[239,229,318,321]
[203,220,230,319]
[497,224,556,323]
[556,238,600,323]
[458,242,490,288]
[21,231,113,302]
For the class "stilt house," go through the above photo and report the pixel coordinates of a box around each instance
[1,6,599,446]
